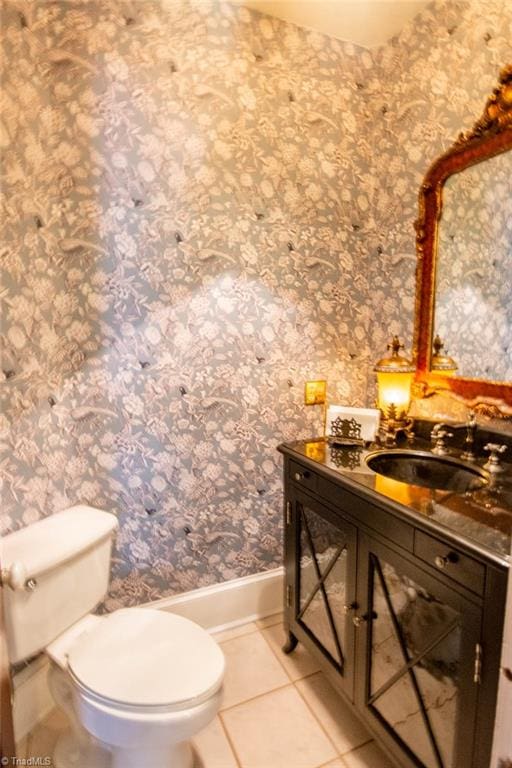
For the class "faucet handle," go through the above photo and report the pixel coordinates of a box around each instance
[431,427,453,456]
[483,443,507,474]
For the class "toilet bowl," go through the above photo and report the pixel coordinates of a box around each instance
[47,608,225,768]
[1,506,225,768]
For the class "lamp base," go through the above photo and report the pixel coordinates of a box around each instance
[378,418,414,446]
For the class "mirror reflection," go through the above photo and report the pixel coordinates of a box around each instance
[434,150,512,382]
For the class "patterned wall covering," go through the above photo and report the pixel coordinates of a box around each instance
[435,152,512,381]
[1,0,511,609]
[0,0,376,608]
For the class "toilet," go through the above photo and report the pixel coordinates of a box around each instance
[1,505,225,768]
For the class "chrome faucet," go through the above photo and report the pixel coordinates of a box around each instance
[430,424,453,456]
[431,411,477,460]
[483,443,508,474]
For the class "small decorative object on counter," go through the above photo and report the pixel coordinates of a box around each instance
[374,336,415,444]
[326,405,380,445]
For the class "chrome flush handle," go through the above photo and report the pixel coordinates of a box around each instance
[0,561,36,591]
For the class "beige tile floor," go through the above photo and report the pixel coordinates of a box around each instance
[21,613,396,768]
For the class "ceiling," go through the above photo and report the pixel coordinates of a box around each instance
[232,1,430,48]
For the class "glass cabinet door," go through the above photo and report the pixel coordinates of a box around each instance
[356,534,481,768]
[294,494,357,698]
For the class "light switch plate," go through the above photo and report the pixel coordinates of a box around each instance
[304,380,327,405]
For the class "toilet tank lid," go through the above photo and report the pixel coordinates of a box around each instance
[0,506,118,581]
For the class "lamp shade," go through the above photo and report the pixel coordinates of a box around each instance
[374,336,415,421]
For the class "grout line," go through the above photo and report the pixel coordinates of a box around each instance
[219,673,344,768]
[292,679,342,758]
[258,624,303,682]
[217,712,243,768]
[344,737,375,754]
[291,662,374,759]
[317,759,348,768]
[292,668,322,683]
[340,737,374,757]
[258,625,323,686]
[220,680,295,714]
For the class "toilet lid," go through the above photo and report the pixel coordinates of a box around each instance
[67,608,224,709]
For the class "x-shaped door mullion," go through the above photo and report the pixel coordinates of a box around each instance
[300,509,345,667]
[371,556,445,768]
[368,613,460,706]
[297,540,346,621]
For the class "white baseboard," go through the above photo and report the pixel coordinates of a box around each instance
[142,566,284,632]
[12,567,284,742]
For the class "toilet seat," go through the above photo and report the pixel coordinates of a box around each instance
[67,608,224,712]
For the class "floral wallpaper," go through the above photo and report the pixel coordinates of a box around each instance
[435,151,512,381]
[0,0,375,608]
[1,0,511,610]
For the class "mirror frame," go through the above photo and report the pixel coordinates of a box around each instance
[413,65,512,410]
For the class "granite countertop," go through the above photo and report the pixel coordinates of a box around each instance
[279,436,512,568]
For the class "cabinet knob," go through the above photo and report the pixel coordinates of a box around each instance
[434,552,458,570]
[352,611,376,627]
[343,602,357,614]
[294,471,309,482]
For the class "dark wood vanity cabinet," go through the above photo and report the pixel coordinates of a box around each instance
[355,533,481,768]
[287,489,358,700]
[282,453,508,768]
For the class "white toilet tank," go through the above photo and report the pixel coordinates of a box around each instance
[0,506,118,664]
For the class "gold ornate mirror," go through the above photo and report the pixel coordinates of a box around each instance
[413,65,512,412]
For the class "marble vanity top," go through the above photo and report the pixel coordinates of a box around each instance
[280,436,512,568]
